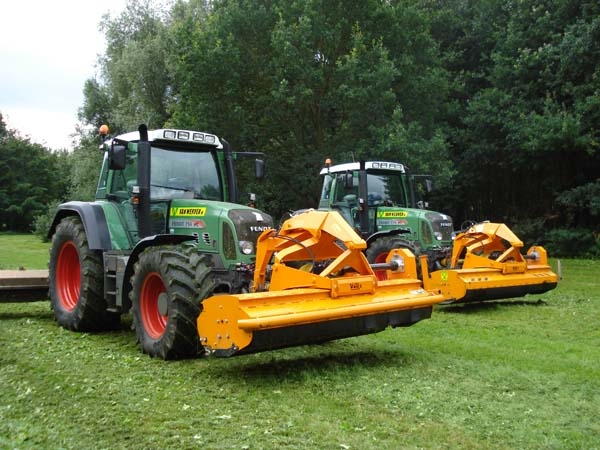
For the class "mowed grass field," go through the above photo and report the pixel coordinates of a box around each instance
[0,233,50,270]
[0,233,598,449]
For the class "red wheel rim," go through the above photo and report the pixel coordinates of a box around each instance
[56,241,81,311]
[373,252,389,281]
[140,272,167,339]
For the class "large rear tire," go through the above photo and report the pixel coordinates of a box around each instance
[366,236,419,281]
[130,245,215,359]
[49,216,118,331]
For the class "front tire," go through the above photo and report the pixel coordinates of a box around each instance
[130,245,215,359]
[49,216,117,331]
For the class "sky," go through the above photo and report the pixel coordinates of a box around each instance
[0,0,128,150]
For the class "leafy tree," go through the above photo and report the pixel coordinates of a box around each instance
[79,0,599,255]
[95,0,172,131]
[0,112,7,137]
[79,78,113,130]
[556,180,600,229]
[425,0,600,231]
[67,138,106,202]
[168,0,452,218]
[0,113,70,232]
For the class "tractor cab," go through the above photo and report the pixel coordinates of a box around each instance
[96,131,227,240]
[91,126,272,262]
[318,160,454,255]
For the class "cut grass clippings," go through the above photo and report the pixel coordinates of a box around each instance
[0,236,598,449]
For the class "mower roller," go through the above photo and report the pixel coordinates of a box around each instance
[198,210,446,356]
[422,222,559,303]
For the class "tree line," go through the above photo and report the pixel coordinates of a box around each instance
[2,0,598,256]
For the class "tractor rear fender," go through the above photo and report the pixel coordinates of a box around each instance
[47,201,112,250]
[120,234,199,312]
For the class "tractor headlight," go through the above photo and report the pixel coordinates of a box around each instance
[161,129,218,145]
[434,231,443,241]
[239,240,254,255]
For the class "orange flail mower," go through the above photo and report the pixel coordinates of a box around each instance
[198,210,446,356]
[422,222,558,303]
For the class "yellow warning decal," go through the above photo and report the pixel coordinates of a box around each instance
[377,211,408,218]
[170,207,207,217]
[440,271,449,282]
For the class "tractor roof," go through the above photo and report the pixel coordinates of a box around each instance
[114,128,223,149]
[320,161,406,175]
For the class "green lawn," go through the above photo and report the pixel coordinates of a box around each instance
[0,233,49,270]
[1,236,598,449]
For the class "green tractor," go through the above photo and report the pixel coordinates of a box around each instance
[318,160,454,279]
[47,125,273,359]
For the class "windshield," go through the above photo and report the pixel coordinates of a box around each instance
[365,172,409,207]
[324,171,410,207]
[150,147,222,200]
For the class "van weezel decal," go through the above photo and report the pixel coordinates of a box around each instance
[170,207,207,217]
[376,211,408,218]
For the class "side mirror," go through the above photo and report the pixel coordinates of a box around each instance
[248,192,257,208]
[255,159,265,180]
[109,144,126,170]
[425,179,434,193]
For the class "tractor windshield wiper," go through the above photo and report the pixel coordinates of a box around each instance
[150,183,207,199]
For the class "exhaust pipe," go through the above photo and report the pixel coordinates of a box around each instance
[137,124,152,238]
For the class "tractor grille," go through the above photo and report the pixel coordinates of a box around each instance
[228,209,274,246]
[425,212,454,242]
